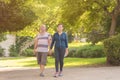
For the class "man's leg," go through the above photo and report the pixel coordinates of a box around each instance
[36,52,42,72]
[39,64,45,77]
[40,52,47,77]
[40,64,45,73]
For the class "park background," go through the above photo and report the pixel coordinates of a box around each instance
[0,0,120,68]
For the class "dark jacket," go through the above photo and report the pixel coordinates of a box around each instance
[50,32,68,49]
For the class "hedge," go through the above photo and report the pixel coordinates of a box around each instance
[104,34,120,65]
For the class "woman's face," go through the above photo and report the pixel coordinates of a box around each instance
[57,25,63,32]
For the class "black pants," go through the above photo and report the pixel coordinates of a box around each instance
[54,47,65,72]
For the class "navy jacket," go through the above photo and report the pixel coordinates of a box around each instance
[50,32,68,49]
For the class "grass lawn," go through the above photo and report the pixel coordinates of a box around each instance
[0,57,106,68]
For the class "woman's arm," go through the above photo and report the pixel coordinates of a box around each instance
[65,33,68,48]
[65,33,68,56]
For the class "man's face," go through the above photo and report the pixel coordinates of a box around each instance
[40,25,46,31]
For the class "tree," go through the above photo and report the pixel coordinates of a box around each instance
[0,0,37,32]
[94,0,120,36]
[61,0,120,37]
[16,0,63,37]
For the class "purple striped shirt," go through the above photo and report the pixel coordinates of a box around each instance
[36,32,50,52]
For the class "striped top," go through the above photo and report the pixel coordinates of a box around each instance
[35,32,50,52]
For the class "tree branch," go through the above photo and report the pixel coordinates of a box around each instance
[114,0,120,15]
[103,6,112,16]
[94,0,112,16]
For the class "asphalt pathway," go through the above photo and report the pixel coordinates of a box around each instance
[0,67,120,80]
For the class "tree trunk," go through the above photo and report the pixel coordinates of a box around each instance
[107,14,117,64]
[109,14,117,37]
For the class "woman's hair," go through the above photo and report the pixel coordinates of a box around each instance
[58,24,63,27]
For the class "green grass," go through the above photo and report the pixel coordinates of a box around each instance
[0,57,106,68]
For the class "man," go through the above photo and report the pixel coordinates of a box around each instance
[34,24,51,77]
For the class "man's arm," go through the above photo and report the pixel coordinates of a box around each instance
[49,34,55,55]
[34,38,38,54]
[48,35,52,47]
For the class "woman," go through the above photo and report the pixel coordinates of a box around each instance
[49,24,68,77]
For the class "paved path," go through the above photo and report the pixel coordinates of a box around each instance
[0,67,120,80]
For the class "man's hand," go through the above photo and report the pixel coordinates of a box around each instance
[48,49,52,56]
[34,49,37,55]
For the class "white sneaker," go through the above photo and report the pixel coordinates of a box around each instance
[53,72,59,77]
[59,72,63,76]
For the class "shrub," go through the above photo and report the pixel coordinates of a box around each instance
[9,45,18,57]
[68,45,105,58]
[0,46,4,57]
[87,30,107,45]
[67,47,77,57]
[21,49,34,57]
[104,34,120,65]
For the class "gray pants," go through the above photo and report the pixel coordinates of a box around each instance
[36,52,48,65]
[54,47,65,72]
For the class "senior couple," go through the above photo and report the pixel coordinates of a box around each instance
[34,24,68,77]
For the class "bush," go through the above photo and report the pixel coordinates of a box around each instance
[87,30,107,45]
[9,45,18,57]
[0,46,4,57]
[67,47,77,57]
[21,49,34,57]
[104,34,120,65]
[68,45,105,58]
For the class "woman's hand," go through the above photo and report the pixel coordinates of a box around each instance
[65,48,68,57]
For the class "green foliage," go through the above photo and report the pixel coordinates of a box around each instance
[0,46,4,57]
[61,0,119,37]
[8,35,33,57]
[104,34,120,65]
[15,36,33,54]
[21,49,34,57]
[9,45,18,57]
[16,0,62,37]
[87,30,108,45]
[68,32,74,43]
[0,0,37,32]
[0,33,6,42]
[0,0,119,38]
[9,35,32,57]
[116,15,120,33]
[68,45,105,58]
[67,47,77,57]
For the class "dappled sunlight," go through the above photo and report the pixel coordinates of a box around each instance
[0,57,37,67]
[65,62,90,67]
[69,42,91,48]
[0,57,106,67]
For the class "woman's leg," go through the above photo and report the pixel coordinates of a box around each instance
[55,48,60,72]
[59,48,65,72]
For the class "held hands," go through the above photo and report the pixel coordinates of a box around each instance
[48,49,52,56]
